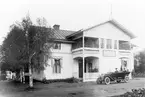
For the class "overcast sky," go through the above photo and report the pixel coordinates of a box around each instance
[0,0,145,49]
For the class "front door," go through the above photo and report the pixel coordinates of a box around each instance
[79,61,83,78]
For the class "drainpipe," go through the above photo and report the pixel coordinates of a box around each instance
[82,32,85,82]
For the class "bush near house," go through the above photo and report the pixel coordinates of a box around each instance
[42,77,81,84]
[0,74,7,80]
[134,50,145,75]
[14,77,81,84]
[132,71,145,78]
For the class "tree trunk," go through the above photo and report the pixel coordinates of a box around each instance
[20,70,22,83]
[28,52,36,88]
[22,67,25,84]
[29,63,33,87]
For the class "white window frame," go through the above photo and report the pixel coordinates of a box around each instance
[51,57,62,74]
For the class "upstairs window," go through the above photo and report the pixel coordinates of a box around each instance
[100,38,104,48]
[114,40,117,49]
[53,43,61,50]
[106,39,112,49]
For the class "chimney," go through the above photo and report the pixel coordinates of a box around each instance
[53,24,60,30]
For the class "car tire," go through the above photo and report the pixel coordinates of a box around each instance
[124,76,129,83]
[104,77,110,85]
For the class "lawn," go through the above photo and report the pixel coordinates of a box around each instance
[0,78,145,97]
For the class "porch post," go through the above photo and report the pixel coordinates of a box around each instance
[82,32,85,82]
[99,38,100,49]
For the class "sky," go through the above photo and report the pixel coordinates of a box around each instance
[0,0,145,50]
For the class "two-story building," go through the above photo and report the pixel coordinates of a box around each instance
[33,19,136,82]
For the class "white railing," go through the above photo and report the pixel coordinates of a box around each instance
[84,72,99,80]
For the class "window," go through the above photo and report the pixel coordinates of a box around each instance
[53,59,61,73]
[53,43,61,50]
[106,39,112,49]
[114,40,117,49]
[100,38,104,48]
[88,63,93,72]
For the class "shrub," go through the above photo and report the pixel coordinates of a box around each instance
[42,77,81,84]
[0,74,7,80]
[132,72,145,78]
[112,88,145,97]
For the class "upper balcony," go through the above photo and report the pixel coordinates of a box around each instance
[71,37,131,53]
[72,37,99,50]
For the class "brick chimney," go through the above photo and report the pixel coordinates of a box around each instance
[53,24,60,30]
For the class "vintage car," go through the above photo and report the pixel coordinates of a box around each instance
[97,71,130,85]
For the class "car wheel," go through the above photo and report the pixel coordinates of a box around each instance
[104,77,110,85]
[124,76,129,83]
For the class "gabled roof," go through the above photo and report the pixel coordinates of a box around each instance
[67,19,136,39]
[31,25,76,41]
[52,29,75,40]
[29,26,76,43]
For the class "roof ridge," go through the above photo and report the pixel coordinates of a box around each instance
[53,29,76,32]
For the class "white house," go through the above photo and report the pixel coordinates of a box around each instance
[33,19,136,82]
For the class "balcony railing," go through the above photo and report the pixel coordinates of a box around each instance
[72,38,131,51]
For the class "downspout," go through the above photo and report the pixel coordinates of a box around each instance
[82,32,85,82]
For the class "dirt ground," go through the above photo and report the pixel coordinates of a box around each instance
[0,78,145,97]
